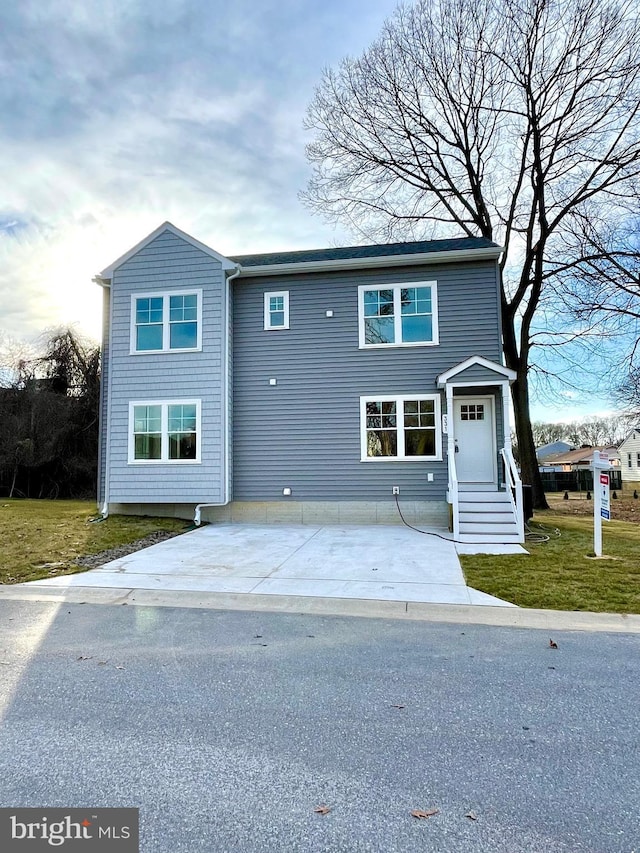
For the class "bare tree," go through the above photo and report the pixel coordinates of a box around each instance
[0,328,100,499]
[532,414,632,449]
[531,422,568,448]
[303,0,640,508]
[553,208,640,409]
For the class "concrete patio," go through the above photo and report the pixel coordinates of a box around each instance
[24,523,523,607]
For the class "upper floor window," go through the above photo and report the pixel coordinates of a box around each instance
[264,291,289,330]
[628,453,633,468]
[358,282,438,348]
[131,290,202,353]
[129,399,201,463]
[359,394,441,461]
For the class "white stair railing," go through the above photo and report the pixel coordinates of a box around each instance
[448,446,460,539]
[500,447,525,543]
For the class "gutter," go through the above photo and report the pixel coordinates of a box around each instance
[232,246,504,278]
[194,264,242,526]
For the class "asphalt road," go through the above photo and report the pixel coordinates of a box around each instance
[0,600,638,853]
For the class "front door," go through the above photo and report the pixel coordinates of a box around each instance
[453,397,496,483]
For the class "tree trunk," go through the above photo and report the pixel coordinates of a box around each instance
[9,464,18,499]
[511,371,549,511]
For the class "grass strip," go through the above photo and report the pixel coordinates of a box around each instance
[0,499,189,584]
[461,512,640,613]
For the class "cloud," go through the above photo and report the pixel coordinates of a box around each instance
[0,0,396,340]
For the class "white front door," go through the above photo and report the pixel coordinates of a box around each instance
[453,397,496,483]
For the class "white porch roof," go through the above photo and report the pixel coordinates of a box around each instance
[436,355,517,387]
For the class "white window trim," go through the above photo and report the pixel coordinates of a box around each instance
[130,289,203,355]
[358,282,439,349]
[128,399,202,464]
[359,394,442,462]
[264,290,290,330]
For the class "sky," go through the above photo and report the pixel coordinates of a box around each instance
[0,0,621,421]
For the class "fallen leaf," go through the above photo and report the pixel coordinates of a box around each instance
[549,639,558,649]
[465,811,478,821]
[97,660,109,665]
[76,655,92,661]
[115,665,125,670]
[391,704,406,709]
[411,808,439,819]
[314,805,331,815]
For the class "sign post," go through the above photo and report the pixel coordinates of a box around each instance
[592,452,610,557]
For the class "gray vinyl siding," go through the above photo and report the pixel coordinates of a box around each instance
[105,229,227,504]
[451,363,506,383]
[232,260,501,501]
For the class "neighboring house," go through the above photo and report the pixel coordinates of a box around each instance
[539,446,621,472]
[618,428,640,483]
[538,445,621,491]
[94,222,523,543]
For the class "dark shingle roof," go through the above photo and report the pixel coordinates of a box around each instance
[229,236,499,268]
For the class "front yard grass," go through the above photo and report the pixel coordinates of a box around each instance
[461,511,640,614]
[0,499,189,584]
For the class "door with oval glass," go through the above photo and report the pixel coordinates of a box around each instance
[453,396,496,484]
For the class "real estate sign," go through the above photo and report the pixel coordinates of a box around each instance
[592,451,611,556]
[600,472,610,521]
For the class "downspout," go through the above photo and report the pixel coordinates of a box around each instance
[194,264,241,526]
[92,274,112,518]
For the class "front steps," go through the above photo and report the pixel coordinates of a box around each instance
[457,489,522,543]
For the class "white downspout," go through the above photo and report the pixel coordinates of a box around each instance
[92,275,112,518]
[194,264,241,526]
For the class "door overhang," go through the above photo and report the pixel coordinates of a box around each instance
[436,355,517,388]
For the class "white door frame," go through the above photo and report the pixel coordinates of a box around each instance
[451,393,498,485]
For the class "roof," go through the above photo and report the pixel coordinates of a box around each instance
[536,441,572,460]
[94,224,502,284]
[542,446,620,466]
[229,236,500,268]
[97,222,238,280]
[618,427,640,448]
[436,355,516,386]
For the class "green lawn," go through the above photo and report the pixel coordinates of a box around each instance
[0,499,189,584]
[461,512,640,613]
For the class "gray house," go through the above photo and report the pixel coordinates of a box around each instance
[94,222,523,543]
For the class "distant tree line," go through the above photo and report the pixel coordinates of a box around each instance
[510,414,636,461]
[0,329,100,499]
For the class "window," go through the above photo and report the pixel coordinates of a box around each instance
[131,291,202,353]
[264,291,289,330]
[628,453,632,469]
[360,395,441,461]
[460,403,484,421]
[637,452,640,467]
[128,400,201,463]
[358,283,438,347]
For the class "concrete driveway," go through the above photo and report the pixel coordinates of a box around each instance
[25,523,519,607]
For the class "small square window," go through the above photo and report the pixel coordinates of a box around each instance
[264,291,289,330]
